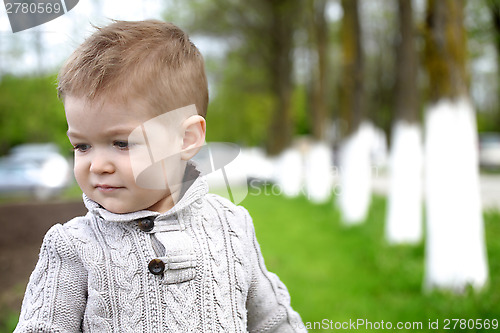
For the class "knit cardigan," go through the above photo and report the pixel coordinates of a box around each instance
[14,175,307,332]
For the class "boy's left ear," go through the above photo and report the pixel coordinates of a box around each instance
[180,115,206,160]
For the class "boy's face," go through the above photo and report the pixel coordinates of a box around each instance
[65,96,184,214]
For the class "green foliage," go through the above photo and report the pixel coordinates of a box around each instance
[291,85,310,136]
[164,0,307,151]
[205,51,274,146]
[478,111,500,133]
[205,49,310,145]
[206,91,274,146]
[0,75,69,156]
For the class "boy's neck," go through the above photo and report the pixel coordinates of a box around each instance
[146,162,200,213]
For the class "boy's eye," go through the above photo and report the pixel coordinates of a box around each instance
[73,144,91,152]
[113,141,129,150]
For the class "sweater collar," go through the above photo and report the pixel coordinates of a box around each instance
[83,164,208,223]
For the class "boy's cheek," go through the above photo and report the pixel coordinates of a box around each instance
[72,159,89,182]
[72,157,86,172]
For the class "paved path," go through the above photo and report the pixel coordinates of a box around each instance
[371,173,500,211]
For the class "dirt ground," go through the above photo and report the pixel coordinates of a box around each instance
[0,200,87,315]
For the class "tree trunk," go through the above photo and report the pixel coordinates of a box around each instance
[302,0,333,204]
[339,0,364,136]
[385,0,423,244]
[487,0,500,129]
[308,0,329,141]
[337,0,371,224]
[264,0,305,200]
[487,0,500,77]
[266,0,297,156]
[423,0,488,292]
[394,0,418,124]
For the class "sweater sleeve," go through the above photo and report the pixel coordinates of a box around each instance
[240,207,307,333]
[14,224,88,333]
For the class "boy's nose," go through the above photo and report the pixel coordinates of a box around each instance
[89,152,115,174]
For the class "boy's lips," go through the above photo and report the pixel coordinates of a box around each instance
[95,184,125,192]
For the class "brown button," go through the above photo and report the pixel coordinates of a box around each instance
[137,218,154,232]
[148,259,165,275]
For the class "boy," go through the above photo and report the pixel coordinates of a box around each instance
[14,20,306,332]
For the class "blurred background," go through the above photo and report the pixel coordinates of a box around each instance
[1,0,500,331]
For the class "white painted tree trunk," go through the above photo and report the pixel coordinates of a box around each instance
[338,122,372,224]
[241,147,274,182]
[304,142,333,203]
[385,121,423,244]
[424,97,488,291]
[274,148,303,198]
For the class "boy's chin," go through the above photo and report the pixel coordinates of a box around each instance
[85,194,133,214]
[89,193,175,214]
[98,201,132,214]
[103,205,134,214]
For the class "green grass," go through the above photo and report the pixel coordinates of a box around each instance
[0,311,19,333]
[2,188,500,332]
[242,189,500,332]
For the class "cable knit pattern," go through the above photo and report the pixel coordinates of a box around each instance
[14,175,307,333]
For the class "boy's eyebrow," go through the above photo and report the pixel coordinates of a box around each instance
[66,130,81,138]
[105,126,137,136]
[67,126,136,138]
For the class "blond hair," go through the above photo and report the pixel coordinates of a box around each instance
[57,20,208,117]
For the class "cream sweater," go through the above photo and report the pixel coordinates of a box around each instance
[14,176,306,332]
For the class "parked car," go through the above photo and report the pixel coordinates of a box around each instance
[0,143,72,200]
[479,132,500,170]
